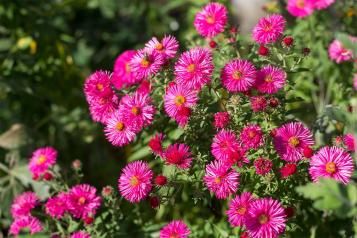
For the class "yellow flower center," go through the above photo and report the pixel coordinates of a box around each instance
[259,214,269,224]
[36,155,47,165]
[116,122,124,131]
[232,71,242,80]
[130,176,139,187]
[325,162,336,174]
[206,15,215,24]
[156,43,164,51]
[249,131,256,138]
[264,23,273,32]
[141,58,150,68]
[288,136,300,148]
[187,63,196,73]
[131,106,140,115]
[296,0,305,8]
[96,83,104,91]
[236,206,247,215]
[78,197,86,205]
[265,75,273,83]
[174,95,186,106]
[214,177,221,184]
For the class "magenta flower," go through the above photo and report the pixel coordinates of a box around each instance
[343,134,356,152]
[145,35,179,60]
[118,161,153,203]
[227,192,255,227]
[84,70,113,101]
[221,59,257,93]
[255,65,286,94]
[287,0,314,18]
[112,50,137,88]
[160,220,190,238]
[254,158,273,175]
[245,198,286,238]
[273,122,314,162]
[174,48,214,90]
[250,96,267,112]
[328,40,353,63]
[240,124,264,150]
[193,2,227,38]
[71,231,91,238]
[213,111,230,129]
[67,184,101,219]
[313,0,335,10]
[130,49,164,80]
[309,146,354,184]
[45,192,68,219]
[148,133,165,156]
[252,14,286,44]
[163,143,193,169]
[88,94,119,124]
[204,160,240,199]
[28,146,57,177]
[9,216,43,235]
[211,130,242,164]
[11,192,38,218]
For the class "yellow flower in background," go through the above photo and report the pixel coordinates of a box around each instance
[263,1,279,13]
[16,36,37,54]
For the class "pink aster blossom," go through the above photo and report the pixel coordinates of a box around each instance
[84,71,113,101]
[137,80,151,95]
[204,160,240,199]
[88,94,119,124]
[273,122,314,162]
[174,48,214,90]
[255,65,286,94]
[245,198,286,238]
[9,216,43,235]
[11,192,38,218]
[164,84,198,127]
[144,35,179,60]
[250,96,267,112]
[193,2,228,38]
[163,143,193,169]
[160,220,190,238]
[148,133,165,156]
[328,39,353,63]
[221,60,257,93]
[254,158,273,175]
[287,0,314,18]
[67,184,101,219]
[213,112,230,129]
[227,192,255,227]
[252,14,286,44]
[130,49,164,80]
[112,50,137,88]
[240,124,264,150]
[71,231,91,238]
[313,0,335,10]
[118,161,153,203]
[45,192,68,219]
[211,130,243,165]
[343,134,356,152]
[28,146,57,177]
[309,146,354,184]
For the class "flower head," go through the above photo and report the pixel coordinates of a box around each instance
[145,35,179,60]
[149,133,165,156]
[118,161,153,203]
[71,231,91,238]
[130,49,164,80]
[163,143,193,169]
[28,146,57,177]
[11,192,38,218]
[87,94,119,124]
[45,192,68,219]
[343,134,356,152]
[214,112,230,129]
[313,0,335,10]
[112,50,137,88]
[194,2,228,38]
[309,146,354,184]
[252,14,286,44]
[254,158,273,175]
[287,0,314,18]
[227,192,255,227]
[280,163,297,179]
[160,220,190,238]
[328,40,353,63]
[250,96,267,112]
[240,124,264,150]
[9,216,43,235]
[255,65,286,94]
[84,71,113,101]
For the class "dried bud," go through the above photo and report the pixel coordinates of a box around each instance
[149,196,160,208]
[101,185,114,197]
[282,36,294,47]
[258,45,269,56]
[72,159,82,170]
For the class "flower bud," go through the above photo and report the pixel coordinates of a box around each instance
[155,175,167,186]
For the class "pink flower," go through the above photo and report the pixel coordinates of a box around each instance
[71,231,91,238]
[254,158,273,175]
[250,96,267,112]
[9,216,43,235]
[28,146,57,177]
[84,71,113,101]
[11,192,38,218]
[137,80,152,95]
[160,220,190,238]
[343,134,356,152]
[313,0,335,10]
[204,160,240,199]
[252,14,286,44]
[67,184,101,219]
[273,122,314,162]
[163,143,193,169]
[112,50,137,88]
[45,192,68,219]
[309,146,354,184]
[130,49,164,80]
[104,110,139,147]
[227,192,255,227]
[118,161,153,203]
[164,84,198,127]
[193,2,228,38]
[287,0,314,18]
[255,65,286,94]
[88,94,119,124]
[328,40,353,63]
[174,48,214,90]
[145,35,179,60]
[149,133,165,156]
[280,163,297,179]
[213,112,230,129]
[240,124,264,150]
[221,60,257,93]
[245,198,286,238]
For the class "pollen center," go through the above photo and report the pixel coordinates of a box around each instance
[96,83,104,91]
[258,214,269,224]
[288,136,300,147]
[236,206,247,215]
[265,75,273,83]
[232,71,242,80]
[141,58,150,68]
[174,95,186,106]
[187,63,196,73]
[296,0,305,8]
[131,106,141,115]
[325,162,336,174]
[264,23,273,32]
[156,43,164,51]
[206,15,216,24]
[78,197,86,205]
[37,155,47,165]
[130,176,140,187]
[116,122,124,131]
[249,131,256,138]
[169,233,179,238]
[214,177,221,184]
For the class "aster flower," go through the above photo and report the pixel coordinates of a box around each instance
[67,184,101,219]
[160,220,190,238]
[309,146,354,184]
[130,49,164,80]
[213,112,230,129]
[104,110,139,147]
[211,130,243,165]
[252,14,286,44]
[254,158,273,175]
[144,35,179,60]
[163,143,193,169]
[71,231,91,238]
[287,0,314,18]
[84,70,113,101]
[137,80,151,95]
[250,96,267,112]
[245,198,286,238]
[174,48,214,90]
[164,84,198,126]
[227,192,255,227]
[11,192,38,218]
[88,94,119,124]
[28,146,57,177]
[112,50,137,88]
[280,163,297,179]
[240,124,264,150]
[221,59,257,93]
[148,133,165,156]
[343,134,355,152]
[45,192,68,219]
[204,160,240,199]
[313,0,335,10]
[328,40,353,63]
[255,65,286,94]
[193,2,228,38]
[9,216,43,235]
[118,161,153,203]
[273,122,314,162]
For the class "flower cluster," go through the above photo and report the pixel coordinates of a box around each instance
[287,0,335,18]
